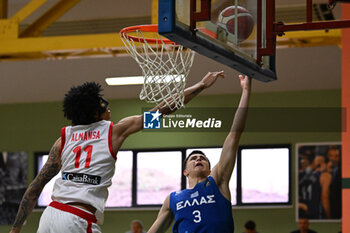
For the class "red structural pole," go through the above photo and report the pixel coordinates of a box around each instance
[342,4,350,233]
[307,0,313,22]
[275,0,350,33]
[189,0,211,31]
[256,0,262,64]
[255,0,350,60]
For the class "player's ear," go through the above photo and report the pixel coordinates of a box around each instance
[183,169,189,177]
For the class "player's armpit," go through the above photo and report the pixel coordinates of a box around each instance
[11,138,62,232]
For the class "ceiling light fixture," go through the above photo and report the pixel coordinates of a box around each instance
[105,75,184,86]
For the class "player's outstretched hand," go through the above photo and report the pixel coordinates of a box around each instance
[239,74,251,91]
[201,71,225,88]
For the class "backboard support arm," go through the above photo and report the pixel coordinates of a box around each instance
[258,0,350,63]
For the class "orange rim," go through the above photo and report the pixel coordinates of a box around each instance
[120,24,175,45]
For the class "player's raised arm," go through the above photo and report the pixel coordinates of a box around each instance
[111,71,225,151]
[10,139,62,233]
[211,75,251,194]
[148,195,173,233]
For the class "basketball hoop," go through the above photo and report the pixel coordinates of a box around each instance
[120,25,195,110]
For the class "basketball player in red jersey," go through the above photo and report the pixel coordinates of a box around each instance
[9,71,224,233]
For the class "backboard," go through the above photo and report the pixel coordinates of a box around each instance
[158,0,277,82]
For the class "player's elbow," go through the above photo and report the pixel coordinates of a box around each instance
[227,131,242,142]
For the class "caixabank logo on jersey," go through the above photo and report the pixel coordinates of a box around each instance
[142,108,235,132]
[62,172,101,185]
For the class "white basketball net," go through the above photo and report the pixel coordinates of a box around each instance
[121,28,195,110]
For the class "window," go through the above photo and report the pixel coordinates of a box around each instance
[36,153,61,207]
[35,145,291,208]
[136,151,182,205]
[239,146,290,205]
[35,151,133,208]
[106,151,132,207]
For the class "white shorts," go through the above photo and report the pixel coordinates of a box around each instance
[37,201,101,233]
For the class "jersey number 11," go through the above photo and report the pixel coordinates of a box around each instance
[73,145,93,168]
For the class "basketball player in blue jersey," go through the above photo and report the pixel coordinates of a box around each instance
[148,75,251,233]
[9,71,224,233]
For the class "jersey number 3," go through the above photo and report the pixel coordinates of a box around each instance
[192,210,201,223]
[73,145,93,168]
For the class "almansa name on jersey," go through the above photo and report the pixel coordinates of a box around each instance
[70,130,101,142]
[176,193,216,211]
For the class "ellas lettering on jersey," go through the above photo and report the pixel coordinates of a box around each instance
[71,131,101,142]
[176,195,216,211]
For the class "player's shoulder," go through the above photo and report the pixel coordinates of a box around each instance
[66,120,111,128]
[95,119,112,125]
[206,175,220,187]
[169,189,190,203]
[171,189,186,197]
[161,193,171,208]
[207,175,215,182]
[90,120,113,130]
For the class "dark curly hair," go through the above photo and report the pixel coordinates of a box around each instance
[63,82,107,125]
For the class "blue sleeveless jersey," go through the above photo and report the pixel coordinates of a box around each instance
[169,176,234,233]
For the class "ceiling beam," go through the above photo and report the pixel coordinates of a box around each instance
[20,0,81,37]
[0,1,343,61]
[11,0,47,23]
[0,33,123,54]
[0,0,127,60]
